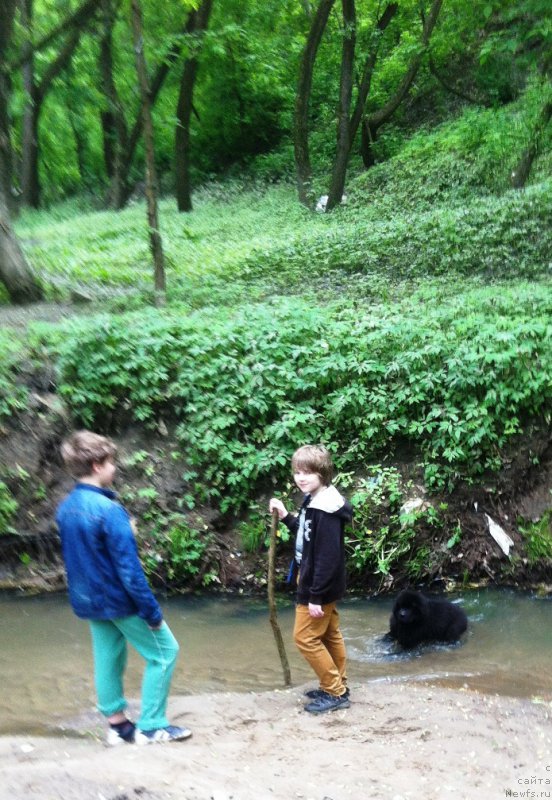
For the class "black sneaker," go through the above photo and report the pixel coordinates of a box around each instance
[304,691,351,715]
[304,687,350,700]
[105,719,136,746]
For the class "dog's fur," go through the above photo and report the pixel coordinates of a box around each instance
[389,589,468,649]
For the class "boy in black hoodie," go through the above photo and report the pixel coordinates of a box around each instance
[269,445,352,714]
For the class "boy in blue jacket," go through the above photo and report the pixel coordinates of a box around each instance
[270,444,352,714]
[56,430,191,746]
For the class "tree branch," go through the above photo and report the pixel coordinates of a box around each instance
[366,0,443,129]
[349,2,398,146]
[125,15,196,174]
[428,54,490,106]
[9,0,102,70]
[35,27,81,104]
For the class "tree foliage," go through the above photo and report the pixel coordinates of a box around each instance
[0,0,547,208]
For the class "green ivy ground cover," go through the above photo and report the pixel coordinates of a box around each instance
[39,279,550,511]
[14,178,551,308]
[240,180,552,288]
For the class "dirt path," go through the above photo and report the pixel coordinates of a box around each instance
[1,682,551,800]
[0,300,89,330]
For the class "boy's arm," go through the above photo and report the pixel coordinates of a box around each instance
[270,498,299,535]
[309,512,342,605]
[104,504,163,627]
[282,513,299,535]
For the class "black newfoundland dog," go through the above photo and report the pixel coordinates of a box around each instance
[389,589,468,649]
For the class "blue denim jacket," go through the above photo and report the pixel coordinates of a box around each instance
[56,483,163,627]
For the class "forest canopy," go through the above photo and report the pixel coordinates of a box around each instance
[0,0,550,208]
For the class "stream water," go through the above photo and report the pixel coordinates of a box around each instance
[0,588,551,736]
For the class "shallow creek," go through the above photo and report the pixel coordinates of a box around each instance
[1,589,550,735]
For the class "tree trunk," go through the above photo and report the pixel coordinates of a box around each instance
[130,0,166,306]
[99,0,129,206]
[0,0,40,301]
[360,119,377,167]
[0,0,42,302]
[0,173,42,302]
[367,0,443,130]
[65,72,88,187]
[20,0,41,208]
[324,3,397,208]
[0,62,14,214]
[0,0,15,213]
[21,103,41,208]
[117,24,192,209]
[294,0,336,207]
[326,0,356,211]
[175,0,213,213]
[511,94,552,189]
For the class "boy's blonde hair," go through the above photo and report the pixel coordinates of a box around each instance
[291,444,333,486]
[61,430,117,478]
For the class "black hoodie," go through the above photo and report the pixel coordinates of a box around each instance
[283,485,353,606]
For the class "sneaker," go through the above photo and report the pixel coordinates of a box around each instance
[135,724,192,745]
[304,687,350,700]
[105,720,136,747]
[304,691,350,715]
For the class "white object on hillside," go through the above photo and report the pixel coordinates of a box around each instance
[399,497,431,528]
[315,194,347,212]
[400,498,425,515]
[485,514,514,556]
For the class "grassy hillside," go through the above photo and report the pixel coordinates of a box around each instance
[12,95,552,309]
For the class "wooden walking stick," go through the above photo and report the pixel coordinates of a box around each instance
[268,508,292,686]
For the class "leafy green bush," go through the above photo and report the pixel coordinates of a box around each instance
[0,334,27,421]
[346,469,414,577]
[51,279,551,511]
[137,513,216,589]
[344,468,446,581]
[239,514,267,553]
[519,511,552,563]
[166,517,215,585]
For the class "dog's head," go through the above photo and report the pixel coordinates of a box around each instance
[393,590,428,625]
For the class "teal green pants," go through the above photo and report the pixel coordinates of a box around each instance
[88,616,180,731]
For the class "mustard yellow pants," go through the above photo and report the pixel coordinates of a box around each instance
[293,602,347,697]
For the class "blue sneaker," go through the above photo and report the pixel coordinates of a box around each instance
[304,691,350,715]
[135,724,192,745]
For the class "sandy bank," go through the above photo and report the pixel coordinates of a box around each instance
[1,682,551,800]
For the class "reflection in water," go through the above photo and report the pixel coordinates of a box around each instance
[0,589,551,735]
